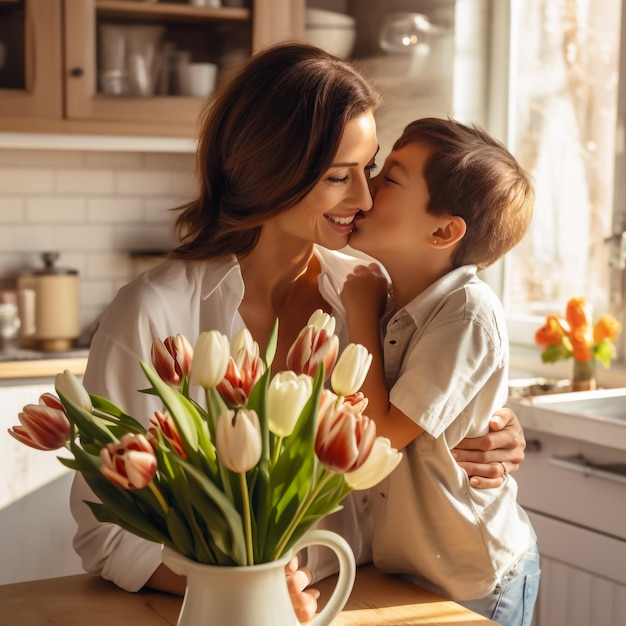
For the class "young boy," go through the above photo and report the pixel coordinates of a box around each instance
[341,117,539,625]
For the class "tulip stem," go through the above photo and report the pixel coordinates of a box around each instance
[148,482,169,515]
[271,435,283,467]
[271,469,334,561]
[239,472,254,565]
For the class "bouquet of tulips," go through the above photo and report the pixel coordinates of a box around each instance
[8,310,402,566]
[535,297,622,367]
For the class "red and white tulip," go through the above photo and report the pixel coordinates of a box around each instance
[100,433,158,490]
[315,391,376,474]
[286,310,339,380]
[8,402,71,451]
[151,333,194,387]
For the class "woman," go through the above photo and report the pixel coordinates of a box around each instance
[71,43,525,606]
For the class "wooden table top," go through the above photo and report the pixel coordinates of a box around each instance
[0,565,497,625]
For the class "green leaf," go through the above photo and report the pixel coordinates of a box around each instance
[58,394,117,446]
[141,363,202,448]
[540,343,572,363]
[86,502,170,547]
[593,339,615,368]
[169,454,247,565]
[165,507,195,558]
[264,318,279,369]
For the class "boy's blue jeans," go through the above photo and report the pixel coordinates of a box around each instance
[457,543,541,626]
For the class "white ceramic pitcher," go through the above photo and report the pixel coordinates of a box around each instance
[162,528,355,626]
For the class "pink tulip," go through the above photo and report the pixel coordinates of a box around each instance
[286,313,339,380]
[149,410,187,458]
[151,333,194,387]
[8,403,71,451]
[315,391,376,473]
[100,433,158,490]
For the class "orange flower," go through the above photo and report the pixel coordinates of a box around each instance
[593,314,622,344]
[535,315,569,349]
[570,328,593,362]
[536,297,622,368]
[566,297,593,331]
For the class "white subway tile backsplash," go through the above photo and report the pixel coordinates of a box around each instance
[0,197,25,221]
[143,152,195,170]
[25,197,86,222]
[86,151,143,169]
[0,169,55,194]
[86,197,143,222]
[116,170,176,195]
[113,223,177,251]
[56,170,115,194]
[86,253,133,278]
[0,147,192,334]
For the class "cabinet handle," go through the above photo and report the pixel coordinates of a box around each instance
[70,67,84,78]
[525,438,542,453]
[549,454,626,485]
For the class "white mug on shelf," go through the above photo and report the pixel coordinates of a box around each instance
[178,62,218,98]
[190,0,221,7]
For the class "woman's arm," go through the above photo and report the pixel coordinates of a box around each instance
[451,407,526,488]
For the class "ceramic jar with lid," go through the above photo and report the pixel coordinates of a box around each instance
[16,252,80,352]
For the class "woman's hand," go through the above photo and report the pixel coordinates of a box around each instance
[452,407,526,488]
[286,556,319,623]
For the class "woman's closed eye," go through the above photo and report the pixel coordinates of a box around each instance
[327,162,378,184]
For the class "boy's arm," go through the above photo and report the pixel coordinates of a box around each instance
[341,265,424,450]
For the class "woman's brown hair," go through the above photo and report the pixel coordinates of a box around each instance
[171,43,381,261]
[394,117,534,270]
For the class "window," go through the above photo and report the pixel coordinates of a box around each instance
[492,0,625,364]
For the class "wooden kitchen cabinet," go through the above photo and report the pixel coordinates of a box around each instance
[0,0,303,138]
[0,0,63,128]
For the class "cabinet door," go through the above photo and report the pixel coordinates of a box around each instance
[0,0,63,126]
[63,0,299,138]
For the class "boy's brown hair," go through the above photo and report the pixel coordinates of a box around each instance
[393,117,534,270]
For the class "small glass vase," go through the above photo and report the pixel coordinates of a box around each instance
[572,358,597,392]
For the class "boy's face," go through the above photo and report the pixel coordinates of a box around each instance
[350,142,442,265]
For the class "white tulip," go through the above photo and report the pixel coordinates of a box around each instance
[191,330,231,389]
[331,343,372,397]
[55,369,92,412]
[230,328,259,361]
[307,309,336,335]
[216,409,262,473]
[267,371,313,437]
[344,436,402,490]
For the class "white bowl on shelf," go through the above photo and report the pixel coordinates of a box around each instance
[304,8,356,59]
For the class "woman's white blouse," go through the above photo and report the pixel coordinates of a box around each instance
[70,247,378,591]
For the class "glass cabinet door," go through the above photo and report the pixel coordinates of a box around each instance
[0,0,63,123]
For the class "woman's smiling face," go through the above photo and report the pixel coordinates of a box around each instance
[267,111,379,250]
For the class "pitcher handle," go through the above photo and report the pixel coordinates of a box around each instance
[291,529,356,626]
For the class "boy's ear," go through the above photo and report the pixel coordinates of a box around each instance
[431,216,466,248]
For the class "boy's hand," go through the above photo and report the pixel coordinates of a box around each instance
[286,556,319,623]
[341,263,389,319]
[451,408,526,489]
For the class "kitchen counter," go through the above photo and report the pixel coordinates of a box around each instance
[0,566,497,625]
[0,346,88,380]
[507,387,626,452]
